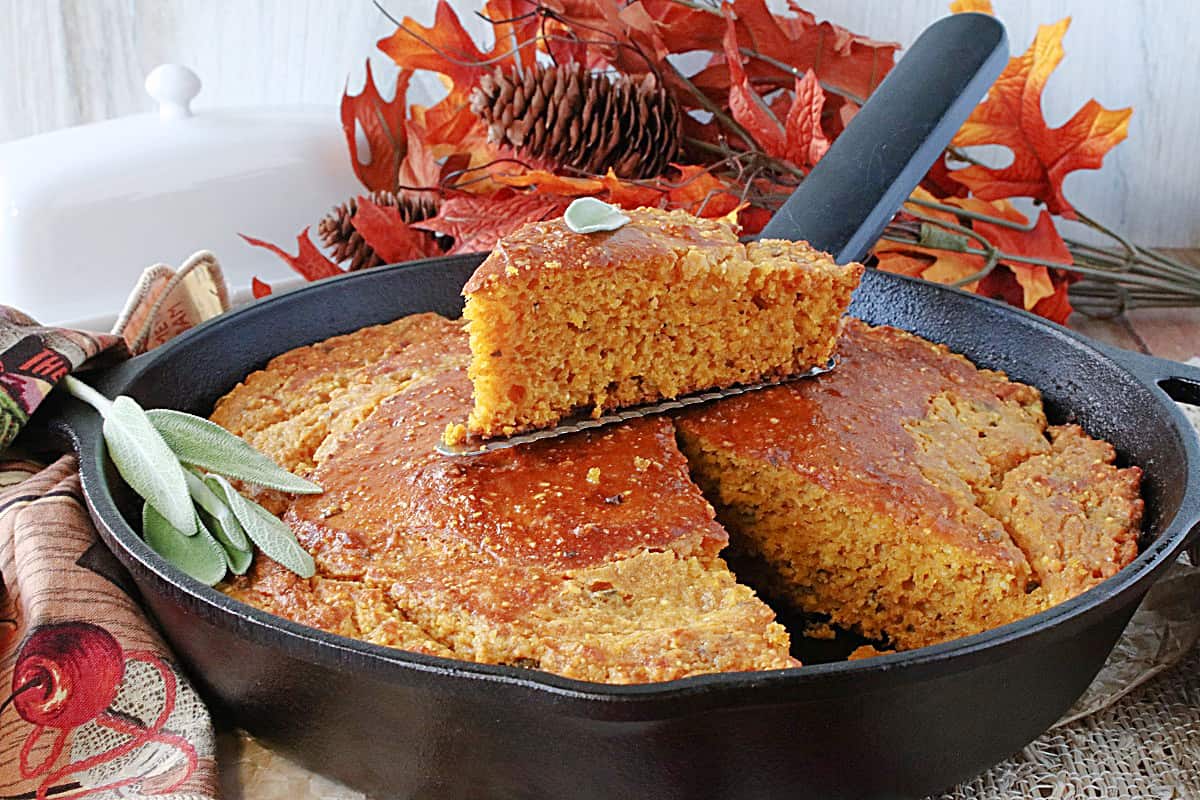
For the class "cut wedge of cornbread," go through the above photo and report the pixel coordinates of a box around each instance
[458,207,863,440]
[674,320,1142,650]
[217,314,793,683]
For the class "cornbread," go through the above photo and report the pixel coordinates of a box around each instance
[214,314,793,684]
[212,312,1142,680]
[674,320,1143,650]
[458,207,863,440]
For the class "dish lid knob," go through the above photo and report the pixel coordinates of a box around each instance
[144,64,201,121]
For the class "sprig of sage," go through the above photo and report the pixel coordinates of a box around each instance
[562,197,630,234]
[62,375,321,585]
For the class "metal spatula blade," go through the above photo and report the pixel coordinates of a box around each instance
[435,359,836,457]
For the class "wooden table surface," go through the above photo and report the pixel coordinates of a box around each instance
[1068,249,1200,363]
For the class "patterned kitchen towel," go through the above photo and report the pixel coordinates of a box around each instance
[0,458,217,799]
[0,252,229,800]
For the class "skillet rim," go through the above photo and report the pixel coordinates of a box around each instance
[69,256,1200,707]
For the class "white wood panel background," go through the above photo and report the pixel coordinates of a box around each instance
[1,0,1197,246]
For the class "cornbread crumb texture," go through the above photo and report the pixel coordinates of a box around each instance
[675,320,1143,650]
[461,206,863,439]
[215,313,1141,680]
[220,314,793,684]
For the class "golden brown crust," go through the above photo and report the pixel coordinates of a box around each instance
[219,316,793,683]
[216,312,1142,673]
[462,207,742,294]
[674,320,1143,649]
[461,206,863,439]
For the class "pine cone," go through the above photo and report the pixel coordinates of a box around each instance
[469,64,681,180]
[317,190,437,271]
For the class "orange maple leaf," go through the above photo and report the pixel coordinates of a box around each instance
[663,165,743,218]
[874,188,986,289]
[950,0,993,13]
[340,63,410,193]
[948,18,1132,218]
[377,1,539,94]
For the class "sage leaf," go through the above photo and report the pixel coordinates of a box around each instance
[206,474,315,578]
[105,397,196,535]
[148,409,321,494]
[143,505,227,586]
[562,197,630,234]
[199,508,253,575]
[185,470,248,550]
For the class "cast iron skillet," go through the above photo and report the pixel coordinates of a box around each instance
[39,14,1200,799]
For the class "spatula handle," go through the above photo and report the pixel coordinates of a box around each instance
[756,12,1008,263]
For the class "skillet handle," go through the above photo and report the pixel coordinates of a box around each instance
[1092,342,1200,407]
[756,12,1009,262]
[1094,342,1200,563]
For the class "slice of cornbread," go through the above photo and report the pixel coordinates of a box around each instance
[674,320,1142,650]
[458,207,863,440]
[219,314,794,683]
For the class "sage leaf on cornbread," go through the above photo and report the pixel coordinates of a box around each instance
[199,508,253,575]
[143,505,228,586]
[562,197,630,234]
[91,390,197,536]
[148,408,322,494]
[186,469,249,551]
[61,375,321,581]
[205,473,316,579]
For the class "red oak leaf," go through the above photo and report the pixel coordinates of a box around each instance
[948,18,1132,218]
[250,277,273,299]
[681,0,897,104]
[351,196,444,264]
[340,63,409,193]
[240,229,344,282]
[920,151,970,199]
[722,9,787,157]
[416,191,570,253]
[784,70,830,170]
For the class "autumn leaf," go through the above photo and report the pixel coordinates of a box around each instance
[874,188,987,289]
[979,267,1076,325]
[663,164,743,218]
[721,9,787,157]
[416,191,570,253]
[784,70,830,169]
[972,202,1071,309]
[240,229,344,282]
[950,0,994,13]
[680,0,898,104]
[250,277,273,299]
[377,0,538,94]
[351,195,444,264]
[948,18,1132,218]
[340,63,409,193]
[920,152,970,199]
